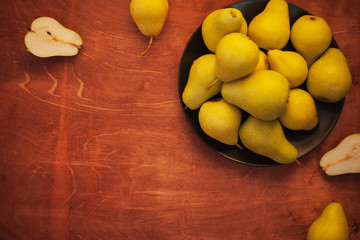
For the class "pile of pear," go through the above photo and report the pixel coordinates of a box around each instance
[182,0,352,165]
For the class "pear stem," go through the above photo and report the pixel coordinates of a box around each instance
[235,143,243,150]
[141,36,153,56]
[295,159,302,166]
[206,78,219,90]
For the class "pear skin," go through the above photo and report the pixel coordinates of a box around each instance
[221,70,290,121]
[307,48,352,103]
[182,54,222,110]
[248,0,290,50]
[215,32,259,82]
[252,50,269,72]
[307,202,350,240]
[267,49,308,88]
[320,133,360,176]
[279,88,318,130]
[130,0,168,55]
[202,8,244,53]
[291,15,332,66]
[199,99,242,146]
[239,116,297,164]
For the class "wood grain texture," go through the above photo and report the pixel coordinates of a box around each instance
[0,0,359,239]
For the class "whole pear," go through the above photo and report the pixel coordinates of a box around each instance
[248,0,290,50]
[320,133,360,176]
[221,70,290,121]
[130,0,168,55]
[215,32,259,82]
[239,116,297,164]
[182,54,222,110]
[307,202,349,240]
[201,8,244,53]
[279,88,318,130]
[199,99,242,146]
[291,15,332,66]
[307,48,352,103]
[267,49,308,88]
[252,50,269,72]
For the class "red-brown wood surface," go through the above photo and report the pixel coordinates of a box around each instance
[0,0,359,239]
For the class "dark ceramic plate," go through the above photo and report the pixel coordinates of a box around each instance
[178,0,344,166]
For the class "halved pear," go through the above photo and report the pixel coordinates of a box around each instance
[320,133,360,176]
[25,17,82,57]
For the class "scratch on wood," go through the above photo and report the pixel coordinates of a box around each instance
[19,71,87,113]
[63,164,77,204]
[75,102,127,112]
[44,65,61,97]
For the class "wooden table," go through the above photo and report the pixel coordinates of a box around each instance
[1,0,359,239]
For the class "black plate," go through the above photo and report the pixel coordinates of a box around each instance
[178,0,344,166]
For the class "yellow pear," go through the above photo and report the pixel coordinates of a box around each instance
[267,49,308,88]
[182,54,222,110]
[239,15,248,35]
[307,202,349,240]
[199,98,242,146]
[279,88,318,130]
[130,0,168,55]
[215,32,259,82]
[248,0,290,50]
[239,116,297,164]
[252,50,269,72]
[221,70,290,121]
[307,48,352,103]
[201,8,244,53]
[320,133,360,176]
[291,15,332,66]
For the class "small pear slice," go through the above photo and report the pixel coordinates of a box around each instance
[320,133,360,176]
[25,17,82,58]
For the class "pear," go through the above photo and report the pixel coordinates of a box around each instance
[182,54,222,110]
[267,49,308,88]
[279,88,318,130]
[320,133,360,176]
[215,32,259,83]
[221,70,290,121]
[198,98,242,146]
[307,202,349,240]
[291,15,332,66]
[239,15,248,35]
[248,0,290,50]
[307,48,352,103]
[201,8,245,53]
[130,0,168,55]
[239,116,297,164]
[252,50,269,72]
[24,17,82,58]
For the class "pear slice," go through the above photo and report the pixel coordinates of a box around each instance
[320,133,360,176]
[24,17,82,57]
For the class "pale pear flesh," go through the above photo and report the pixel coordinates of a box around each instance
[25,17,82,58]
[320,133,360,176]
